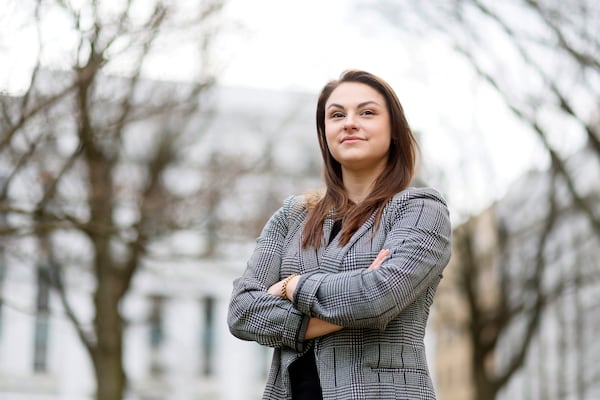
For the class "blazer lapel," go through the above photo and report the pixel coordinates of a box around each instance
[321,212,377,272]
[298,215,335,274]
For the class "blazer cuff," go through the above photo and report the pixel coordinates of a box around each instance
[282,307,310,352]
[293,273,326,316]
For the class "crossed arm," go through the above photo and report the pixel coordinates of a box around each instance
[267,248,390,339]
[228,189,451,349]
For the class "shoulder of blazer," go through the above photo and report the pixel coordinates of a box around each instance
[281,194,310,233]
[389,186,448,206]
[383,186,450,228]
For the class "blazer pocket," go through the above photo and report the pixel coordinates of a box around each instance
[363,343,429,371]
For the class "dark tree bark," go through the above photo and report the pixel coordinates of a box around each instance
[0,1,228,399]
[370,1,600,398]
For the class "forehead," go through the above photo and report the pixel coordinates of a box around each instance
[326,82,386,107]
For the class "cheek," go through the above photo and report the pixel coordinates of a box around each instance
[373,131,392,156]
[384,134,392,148]
[324,128,337,149]
[380,126,392,147]
[323,133,341,161]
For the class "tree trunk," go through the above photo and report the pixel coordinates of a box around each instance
[473,351,497,400]
[93,269,126,400]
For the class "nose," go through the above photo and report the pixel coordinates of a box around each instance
[343,114,358,131]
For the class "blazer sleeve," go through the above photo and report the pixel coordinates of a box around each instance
[292,188,452,331]
[227,196,310,351]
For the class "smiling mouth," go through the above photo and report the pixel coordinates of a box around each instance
[341,136,365,143]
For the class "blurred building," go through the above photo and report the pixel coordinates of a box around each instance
[0,70,446,400]
[0,256,270,400]
[432,206,498,400]
[0,80,322,400]
[432,146,600,400]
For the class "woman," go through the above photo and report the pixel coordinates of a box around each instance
[228,70,451,400]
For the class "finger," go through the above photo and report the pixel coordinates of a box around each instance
[379,248,390,258]
[369,249,390,270]
[375,248,390,263]
[267,282,281,296]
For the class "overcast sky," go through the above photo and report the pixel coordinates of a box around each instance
[220,0,403,92]
[217,0,547,217]
[0,0,548,218]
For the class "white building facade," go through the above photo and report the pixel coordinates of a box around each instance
[0,81,322,400]
[495,147,600,400]
[0,72,446,400]
[0,257,270,400]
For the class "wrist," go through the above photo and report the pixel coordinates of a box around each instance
[281,274,299,300]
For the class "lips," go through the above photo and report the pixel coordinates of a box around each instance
[341,136,366,143]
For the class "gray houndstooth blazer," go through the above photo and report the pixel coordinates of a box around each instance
[228,187,452,400]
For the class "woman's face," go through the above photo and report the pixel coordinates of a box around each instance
[324,82,392,174]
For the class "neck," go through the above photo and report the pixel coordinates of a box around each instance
[342,168,382,204]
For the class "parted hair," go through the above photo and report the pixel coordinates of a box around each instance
[302,70,418,249]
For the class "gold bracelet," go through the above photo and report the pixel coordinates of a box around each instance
[281,274,298,299]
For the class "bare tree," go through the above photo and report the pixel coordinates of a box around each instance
[449,167,558,400]
[0,1,231,399]
[436,161,600,399]
[366,1,600,399]
[369,0,600,232]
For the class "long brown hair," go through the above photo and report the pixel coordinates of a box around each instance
[302,70,418,249]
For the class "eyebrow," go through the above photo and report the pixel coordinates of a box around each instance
[327,100,381,110]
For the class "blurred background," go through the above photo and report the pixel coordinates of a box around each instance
[0,0,598,399]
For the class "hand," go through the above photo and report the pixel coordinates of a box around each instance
[268,274,301,300]
[267,249,388,298]
[368,248,390,270]
[267,280,284,296]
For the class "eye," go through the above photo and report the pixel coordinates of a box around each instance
[361,109,375,116]
[329,111,345,119]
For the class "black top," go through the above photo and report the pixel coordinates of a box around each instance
[289,348,322,399]
[329,220,342,243]
[289,220,342,400]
